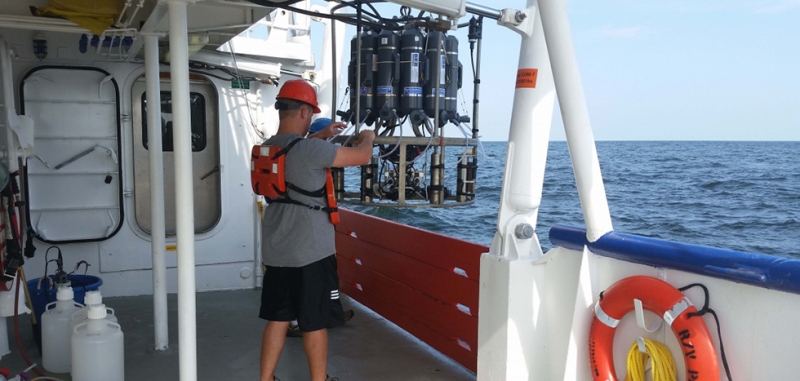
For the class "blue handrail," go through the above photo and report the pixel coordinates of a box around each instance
[549,224,800,295]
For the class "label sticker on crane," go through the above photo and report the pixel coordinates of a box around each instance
[516,68,539,88]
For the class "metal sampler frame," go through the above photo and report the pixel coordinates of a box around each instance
[331,135,479,207]
[332,2,485,208]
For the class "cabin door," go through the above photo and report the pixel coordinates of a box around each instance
[131,77,221,235]
[22,67,123,243]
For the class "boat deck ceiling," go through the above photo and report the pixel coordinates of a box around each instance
[1,290,476,381]
[0,1,275,54]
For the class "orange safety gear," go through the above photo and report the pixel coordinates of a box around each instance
[589,276,719,381]
[276,79,321,114]
[251,138,339,224]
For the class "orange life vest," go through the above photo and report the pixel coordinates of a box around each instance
[251,138,339,225]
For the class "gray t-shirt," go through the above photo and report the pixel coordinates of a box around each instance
[260,133,338,267]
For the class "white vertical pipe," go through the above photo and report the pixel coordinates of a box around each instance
[316,16,333,117]
[478,3,557,379]
[537,0,613,242]
[314,3,344,119]
[167,1,197,380]
[0,37,19,173]
[144,34,169,352]
[494,1,556,249]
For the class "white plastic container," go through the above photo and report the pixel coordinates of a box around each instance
[42,286,83,373]
[70,290,117,334]
[72,304,124,381]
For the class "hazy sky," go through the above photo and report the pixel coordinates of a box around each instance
[306,0,800,141]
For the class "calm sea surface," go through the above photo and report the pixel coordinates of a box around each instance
[346,141,800,258]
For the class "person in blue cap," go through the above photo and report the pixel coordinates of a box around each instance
[307,117,346,139]
[309,117,332,136]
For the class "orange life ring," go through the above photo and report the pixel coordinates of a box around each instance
[589,276,719,381]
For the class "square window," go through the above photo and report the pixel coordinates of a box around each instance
[142,91,207,151]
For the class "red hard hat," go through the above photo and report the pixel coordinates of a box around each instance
[276,79,321,114]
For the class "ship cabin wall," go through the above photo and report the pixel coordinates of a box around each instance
[0,27,293,297]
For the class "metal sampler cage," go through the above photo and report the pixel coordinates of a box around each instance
[332,6,485,208]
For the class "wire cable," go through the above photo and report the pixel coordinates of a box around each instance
[407,121,436,165]
[377,113,404,159]
[226,41,265,140]
[265,2,404,31]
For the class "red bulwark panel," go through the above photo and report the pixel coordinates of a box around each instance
[335,209,488,372]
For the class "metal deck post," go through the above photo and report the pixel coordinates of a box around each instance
[166,0,198,379]
[144,33,169,352]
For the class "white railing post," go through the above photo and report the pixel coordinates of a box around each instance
[313,3,345,120]
[143,33,169,352]
[0,36,18,173]
[166,0,198,380]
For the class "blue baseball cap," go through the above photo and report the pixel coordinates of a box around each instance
[310,117,332,134]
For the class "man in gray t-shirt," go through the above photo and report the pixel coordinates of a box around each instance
[258,79,375,381]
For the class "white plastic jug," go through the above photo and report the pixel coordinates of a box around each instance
[72,304,124,381]
[70,290,117,334]
[42,286,83,373]
[42,287,83,373]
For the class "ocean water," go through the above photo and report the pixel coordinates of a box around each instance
[347,141,800,258]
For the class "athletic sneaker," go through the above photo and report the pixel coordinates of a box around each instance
[286,323,302,338]
[286,310,355,337]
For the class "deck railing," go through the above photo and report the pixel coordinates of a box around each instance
[549,224,800,295]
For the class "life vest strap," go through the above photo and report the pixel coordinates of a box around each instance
[286,182,327,198]
[272,138,303,159]
[268,198,338,213]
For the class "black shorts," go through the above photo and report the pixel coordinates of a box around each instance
[259,254,345,332]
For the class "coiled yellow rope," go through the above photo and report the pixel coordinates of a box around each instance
[625,338,677,381]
